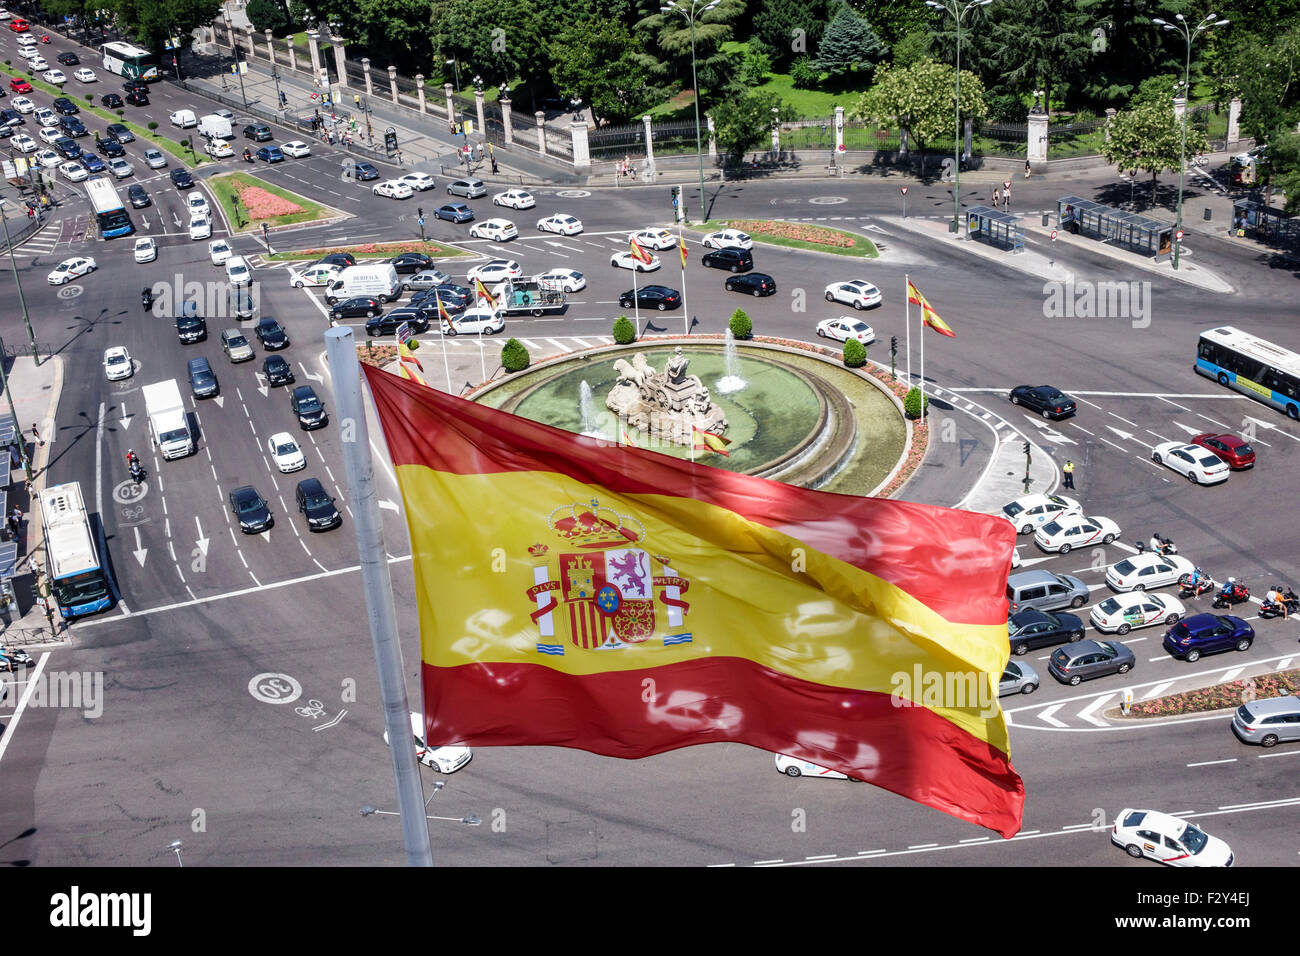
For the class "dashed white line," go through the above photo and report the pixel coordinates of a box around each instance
[1187,758,1237,767]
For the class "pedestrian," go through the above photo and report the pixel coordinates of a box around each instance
[1025,159,1031,179]
[7,506,21,537]
[1002,185,1011,208]
[630,162,637,181]
[28,555,40,578]
[490,155,498,175]
[1062,459,1075,490]
[8,442,19,469]
[26,206,34,221]
[991,189,999,209]
[31,423,42,447]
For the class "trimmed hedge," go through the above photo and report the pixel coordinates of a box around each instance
[501,338,530,373]
[612,316,636,344]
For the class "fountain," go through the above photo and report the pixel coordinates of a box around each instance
[578,380,608,439]
[715,329,747,395]
[606,348,727,447]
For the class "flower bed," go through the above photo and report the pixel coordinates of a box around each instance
[358,344,398,369]
[237,185,303,218]
[726,219,858,248]
[1123,669,1300,718]
[206,173,336,232]
[269,240,465,260]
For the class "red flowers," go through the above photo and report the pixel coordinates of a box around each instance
[726,219,858,249]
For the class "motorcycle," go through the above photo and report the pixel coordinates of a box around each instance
[129,460,145,484]
[1137,534,1178,556]
[1212,582,1251,609]
[242,149,254,163]
[0,646,34,671]
[1178,572,1215,599]
[141,289,153,312]
[1260,586,1299,619]
[39,34,51,44]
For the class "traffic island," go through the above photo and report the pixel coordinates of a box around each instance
[205,172,343,234]
[266,241,470,262]
[1106,668,1299,720]
[686,220,879,258]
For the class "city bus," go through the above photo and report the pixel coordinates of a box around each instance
[1196,326,1300,420]
[86,176,134,239]
[40,482,113,618]
[100,41,158,81]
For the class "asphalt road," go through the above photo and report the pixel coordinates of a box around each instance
[0,26,1297,868]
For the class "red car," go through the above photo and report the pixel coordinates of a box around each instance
[1191,432,1255,469]
[9,19,29,32]
[9,77,32,93]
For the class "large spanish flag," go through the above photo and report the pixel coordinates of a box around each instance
[364,365,1024,836]
[908,279,955,337]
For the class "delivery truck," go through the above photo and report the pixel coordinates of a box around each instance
[488,276,567,316]
[143,379,193,459]
[325,263,403,304]
[197,113,233,140]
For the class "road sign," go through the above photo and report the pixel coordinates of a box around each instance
[1175,228,1184,240]
[464,119,474,136]
[1003,180,1011,190]
[418,217,425,226]
[900,186,908,195]
[1050,229,1057,240]
[396,321,413,346]
[837,143,846,152]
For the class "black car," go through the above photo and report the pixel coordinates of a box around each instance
[254,317,290,349]
[329,296,383,321]
[106,123,134,143]
[315,252,357,269]
[123,79,149,95]
[296,478,341,531]
[126,184,150,208]
[96,138,125,157]
[289,385,328,430]
[619,285,682,311]
[100,93,123,109]
[350,161,379,181]
[411,284,470,313]
[52,97,79,115]
[175,305,206,343]
[435,202,473,223]
[125,90,149,107]
[229,485,273,533]
[701,248,753,273]
[56,52,80,66]
[263,354,294,386]
[169,168,194,189]
[59,117,87,137]
[243,122,273,141]
[725,272,776,296]
[0,108,20,127]
[389,251,433,275]
[1010,385,1077,420]
[53,136,79,159]
[1008,609,1086,656]
[366,307,432,336]
[187,357,219,398]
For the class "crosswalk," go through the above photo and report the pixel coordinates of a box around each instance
[7,219,62,258]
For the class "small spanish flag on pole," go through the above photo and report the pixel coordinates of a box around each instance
[691,427,731,457]
[629,236,653,264]
[474,277,495,305]
[677,231,691,336]
[397,340,428,387]
[679,236,688,269]
[907,278,952,411]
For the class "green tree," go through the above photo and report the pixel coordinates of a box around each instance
[843,338,867,367]
[847,0,933,47]
[1074,0,1181,108]
[105,0,224,52]
[711,89,797,163]
[753,0,835,70]
[854,58,987,173]
[1100,98,1209,204]
[551,20,662,125]
[790,56,819,89]
[1268,129,1300,215]
[975,0,1091,115]
[729,308,752,338]
[815,6,886,77]
[612,316,637,343]
[634,0,745,110]
[739,38,773,86]
[1211,25,1300,141]
[245,0,289,33]
[438,0,546,86]
[501,338,530,372]
[904,386,929,418]
[889,27,932,69]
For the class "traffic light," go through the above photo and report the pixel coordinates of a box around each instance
[1023,441,1031,456]
[418,207,424,219]
[669,186,679,209]
[890,335,898,354]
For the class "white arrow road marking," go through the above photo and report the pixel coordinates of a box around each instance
[212,395,224,408]
[1141,680,1175,700]
[133,526,148,566]
[1022,415,1078,445]
[119,402,132,429]
[194,516,209,556]
[1219,665,1246,683]
[172,212,182,228]
[1036,704,1067,727]
[255,372,269,397]
[379,499,399,512]
[1077,694,1114,727]
[1106,426,1137,442]
[299,362,323,382]
[1015,555,1056,568]
[1171,421,1203,437]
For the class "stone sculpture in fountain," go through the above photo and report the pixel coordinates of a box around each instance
[606,347,729,447]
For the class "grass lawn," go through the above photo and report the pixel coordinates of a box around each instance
[206,172,338,232]
[687,219,878,259]
[753,71,867,121]
[266,240,469,261]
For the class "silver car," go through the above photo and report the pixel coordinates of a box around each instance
[143,147,167,169]
[1007,569,1090,614]
[999,661,1040,696]
[403,268,450,291]
[446,177,486,198]
[1231,695,1300,747]
[1047,639,1135,685]
[221,327,255,362]
[108,157,133,179]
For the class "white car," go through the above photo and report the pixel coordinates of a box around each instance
[774,753,851,780]
[1111,808,1232,867]
[1000,493,1082,534]
[73,68,97,83]
[11,96,34,114]
[33,148,60,167]
[536,268,585,292]
[466,259,522,283]
[204,139,234,158]
[373,179,414,200]
[267,432,307,473]
[17,46,38,60]
[133,237,157,263]
[469,218,518,241]
[28,56,48,71]
[398,171,434,191]
[47,256,96,284]
[492,188,535,209]
[816,316,876,344]
[702,228,753,250]
[107,157,133,179]
[225,255,252,286]
[188,215,212,240]
[442,307,505,336]
[208,239,232,265]
[1105,553,1195,592]
[1151,441,1230,485]
[825,279,883,310]
[0,9,10,19]
[58,160,87,182]
[38,126,63,145]
[280,140,312,158]
[383,711,472,774]
[628,227,676,250]
[41,69,67,85]
[1033,513,1121,553]
[186,191,209,218]
[610,250,661,272]
[34,107,58,127]
[10,133,36,153]
[536,213,583,235]
[102,346,133,381]
[1090,592,1184,635]
[289,263,342,288]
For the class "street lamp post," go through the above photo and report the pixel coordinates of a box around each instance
[1153,13,1229,270]
[926,0,993,232]
[271,65,285,114]
[0,199,41,368]
[446,57,466,134]
[661,0,719,225]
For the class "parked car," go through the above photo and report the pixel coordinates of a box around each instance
[99,92,122,108]
[105,122,133,143]
[1162,613,1253,663]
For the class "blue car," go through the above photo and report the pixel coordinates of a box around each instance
[1162,613,1254,663]
[53,136,79,159]
[257,145,284,163]
[80,152,106,173]
[435,202,474,223]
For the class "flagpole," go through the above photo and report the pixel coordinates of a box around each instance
[478,326,486,384]
[920,303,926,406]
[905,273,912,388]
[324,326,434,866]
[631,260,641,330]
[434,291,452,391]
[678,228,689,336]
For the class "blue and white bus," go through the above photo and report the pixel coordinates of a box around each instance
[86,176,134,239]
[101,41,158,81]
[1196,326,1300,420]
[40,482,113,618]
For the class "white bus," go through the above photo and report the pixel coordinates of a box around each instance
[1195,326,1300,420]
[86,176,134,239]
[40,482,113,618]
[101,41,158,81]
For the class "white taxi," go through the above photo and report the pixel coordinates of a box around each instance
[469,218,517,241]
[1000,493,1082,534]
[816,315,876,344]
[133,237,157,263]
[208,238,232,265]
[373,179,415,200]
[701,228,753,250]
[102,346,133,381]
[58,160,87,182]
[628,227,677,250]
[1090,592,1184,635]
[188,215,212,240]
[288,263,342,288]
[1105,553,1195,592]
[536,213,583,235]
[610,250,660,272]
[383,711,472,774]
[1111,808,1232,867]
[1033,513,1121,553]
[491,188,534,209]
[47,256,96,284]
[774,754,853,780]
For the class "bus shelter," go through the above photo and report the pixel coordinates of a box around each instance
[1057,197,1174,260]
[965,206,1024,252]
[1231,200,1299,247]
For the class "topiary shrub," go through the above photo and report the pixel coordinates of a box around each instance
[790,56,818,90]
[729,308,752,339]
[904,386,930,419]
[612,315,636,344]
[85,94,93,102]
[843,338,867,367]
[501,337,530,373]
[148,121,159,131]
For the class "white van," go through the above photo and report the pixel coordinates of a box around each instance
[169,109,198,129]
[325,263,402,304]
